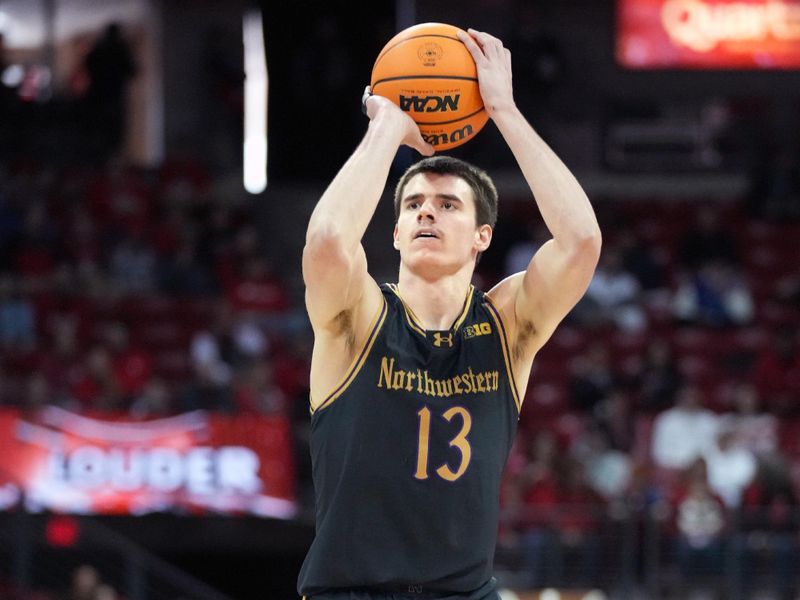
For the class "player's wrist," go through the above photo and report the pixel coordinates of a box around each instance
[485,97,518,120]
[366,105,410,141]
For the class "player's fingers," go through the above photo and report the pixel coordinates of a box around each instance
[456,30,487,65]
[467,28,505,53]
[410,134,435,157]
[361,85,374,117]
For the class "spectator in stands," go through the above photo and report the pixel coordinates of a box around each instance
[573,422,632,501]
[190,302,269,385]
[672,260,754,327]
[129,376,172,417]
[720,382,778,457]
[62,205,102,273]
[105,321,153,403]
[62,564,100,600]
[39,316,82,407]
[752,327,800,415]
[677,206,739,269]
[516,430,561,588]
[735,454,799,600]
[554,457,606,588]
[568,342,618,412]
[651,384,719,471]
[634,338,683,413]
[502,220,549,278]
[671,458,728,597]
[618,229,668,293]
[87,161,152,236]
[0,275,36,350]
[581,247,647,332]
[41,263,92,344]
[94,585,118,600]
[11,201,58,288]
[704,425,757,509]
[273,331,313,405]
[179,360,235,413]
[197,205,238,273]
[158,239,217,296]
[224,255,289,315]
[215,223,263,287]
[21,372,51,412]
[191,329,233,387]
[774,269,800,308]
[109,230,157,294]
[82,23,137,161]
[593,389,635,453]
[69,345,122,412]
[233,360,287,415]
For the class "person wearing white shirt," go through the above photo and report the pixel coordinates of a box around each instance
[651,385,720,470]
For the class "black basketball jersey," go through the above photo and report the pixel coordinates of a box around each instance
[297,283,521,597]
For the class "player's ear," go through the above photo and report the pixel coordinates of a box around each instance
[393,223,400,250]
[475,224,492,252]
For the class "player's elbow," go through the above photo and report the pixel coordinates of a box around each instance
[567,227,602,270]
[582,227,603,259]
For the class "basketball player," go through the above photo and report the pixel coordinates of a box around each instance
[298,28,601,600]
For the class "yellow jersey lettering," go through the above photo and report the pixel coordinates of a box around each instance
[378,356,395,389]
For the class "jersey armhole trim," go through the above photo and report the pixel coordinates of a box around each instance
[310,296,388,415]
[387,283,426,336]
[484,296,522,414]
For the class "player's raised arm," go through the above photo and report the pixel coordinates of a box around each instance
[459,28,601,350]
[302,89,433,333]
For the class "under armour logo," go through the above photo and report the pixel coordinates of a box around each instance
[432,332,453,348]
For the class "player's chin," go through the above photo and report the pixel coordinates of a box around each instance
[405,251,457,272]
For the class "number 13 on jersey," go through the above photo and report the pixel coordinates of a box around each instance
[415,405,473,482]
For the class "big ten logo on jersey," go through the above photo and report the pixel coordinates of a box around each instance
[463,322,491,339]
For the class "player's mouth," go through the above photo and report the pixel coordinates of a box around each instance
[413,228,440,240]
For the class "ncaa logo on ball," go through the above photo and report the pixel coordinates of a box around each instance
[417,42,443,66]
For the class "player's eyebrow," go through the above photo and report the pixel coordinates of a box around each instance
[403,193,463,204]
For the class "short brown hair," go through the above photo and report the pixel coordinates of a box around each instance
[393,156,498,228]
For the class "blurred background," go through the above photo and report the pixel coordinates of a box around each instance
[0,0,799,599]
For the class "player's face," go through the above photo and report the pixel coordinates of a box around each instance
[394,173,491,273]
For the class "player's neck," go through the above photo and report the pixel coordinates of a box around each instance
[396,268,473,331]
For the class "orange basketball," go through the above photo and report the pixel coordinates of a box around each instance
[370,23,488,152]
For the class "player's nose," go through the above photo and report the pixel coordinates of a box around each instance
[417,200,435,221]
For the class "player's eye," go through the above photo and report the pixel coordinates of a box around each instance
[443,201,453,209]
[407,202,419,210]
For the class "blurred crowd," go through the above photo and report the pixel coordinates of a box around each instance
[490,197,800,596]
[0,149,798,596]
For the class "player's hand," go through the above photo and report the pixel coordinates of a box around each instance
[457,29,515,118]
[362,86,435,156]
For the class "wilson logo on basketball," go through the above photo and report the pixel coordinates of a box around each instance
[417,42,443,66]
[423,124,474,147]
[399,94,461,113]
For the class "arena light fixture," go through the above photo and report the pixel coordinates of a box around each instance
[243,8,267,194]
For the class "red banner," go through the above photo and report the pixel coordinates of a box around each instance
[617,0,800,68]
[0,408,296,518]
